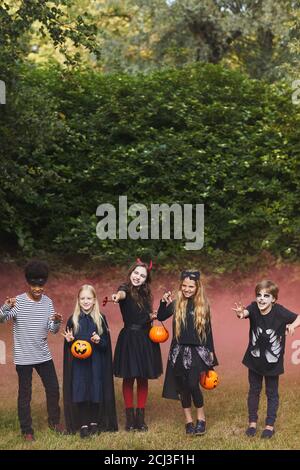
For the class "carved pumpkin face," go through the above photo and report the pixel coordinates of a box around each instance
[149,325,169,343]
[200,370,219,390]
[71,340,92,359]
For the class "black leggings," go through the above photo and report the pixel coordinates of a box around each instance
[77,402,99,427]
[176,368,204,408]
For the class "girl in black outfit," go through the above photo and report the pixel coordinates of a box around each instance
[112,260,162,432]
[63,285,117,437]
[157,270,218,436]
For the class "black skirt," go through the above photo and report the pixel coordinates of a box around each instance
[113,325,163,379]
[162,342,214,400]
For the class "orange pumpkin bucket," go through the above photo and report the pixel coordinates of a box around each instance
[71,340,92,359]
[200,370,219,390]
[149,324,169,343]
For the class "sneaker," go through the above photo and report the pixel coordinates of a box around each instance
[194,420,206,436]
[185,422,195,436]
[245,426,257,437]
[89,423,99,435]
[80,426,90,439]
[23,433,35,442]
[49,423,67,435]
[261,428,275,439]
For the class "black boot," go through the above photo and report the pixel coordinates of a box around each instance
[125,408,135,431]
[135,408,148,432]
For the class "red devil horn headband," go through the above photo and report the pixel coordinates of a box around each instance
[136,258,153,271]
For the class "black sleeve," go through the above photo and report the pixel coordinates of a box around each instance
[95,317,109,351]
[246,301,257,318]
[277,304,298,324]
[88,317,108,351]
[157,300,175,321]
[206,319,218,366]
[117,283,128,293]
[95,331,108,351]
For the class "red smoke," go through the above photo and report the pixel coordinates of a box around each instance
[0,262,299,389]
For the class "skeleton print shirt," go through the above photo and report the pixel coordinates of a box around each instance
[242,302,297,376]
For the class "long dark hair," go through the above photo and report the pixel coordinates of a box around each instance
[126,261,153,311]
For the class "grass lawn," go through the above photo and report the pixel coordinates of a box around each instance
[0,376,299,450]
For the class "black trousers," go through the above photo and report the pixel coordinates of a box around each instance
[248,369,279,426]
[16,360,60,434]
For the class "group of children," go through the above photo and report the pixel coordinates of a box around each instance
[0,259,299,442]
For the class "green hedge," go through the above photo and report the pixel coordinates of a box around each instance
[0,63,299,270]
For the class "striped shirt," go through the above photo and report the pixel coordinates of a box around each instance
[0,293,60,365]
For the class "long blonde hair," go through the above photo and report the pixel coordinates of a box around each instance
[72,284,103,335]
[175,277,210,342]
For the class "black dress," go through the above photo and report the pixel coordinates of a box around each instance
[63,313,118,433]
[113,284,163,379]
[157,299,218,400]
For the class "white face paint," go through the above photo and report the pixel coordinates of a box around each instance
[256,289,275,314]
[130,266,147,287]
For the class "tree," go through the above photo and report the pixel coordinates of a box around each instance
[151,0,300,80]
[0,0,101,68]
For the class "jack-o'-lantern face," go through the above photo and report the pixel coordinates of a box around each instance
[200,370,219,390]
[71,340,92,359]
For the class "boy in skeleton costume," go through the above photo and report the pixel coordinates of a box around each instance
[233,280,300,439]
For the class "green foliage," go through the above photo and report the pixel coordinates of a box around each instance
[0,63,300,270]
[0,0,101,68]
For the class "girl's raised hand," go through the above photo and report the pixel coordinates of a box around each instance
[162,291,172,305]
[62,327,74,342]
[150,310,157,320]
[232,302,246,319]
[112,293,119,304]
[5,297,16,308]
[91,331,100,344]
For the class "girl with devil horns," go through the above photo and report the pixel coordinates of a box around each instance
[156,270,218,436]
[112,259,163,432]
[63,284,118,437]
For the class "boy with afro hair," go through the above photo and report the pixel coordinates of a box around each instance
[0,260,65,441]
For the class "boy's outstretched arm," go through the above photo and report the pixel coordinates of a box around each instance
[232,302,249,319]
[286,315,300,335]
[48,301,63,334]
[0,297,17,323]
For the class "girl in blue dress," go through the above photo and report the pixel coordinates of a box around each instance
[63,284,117,437]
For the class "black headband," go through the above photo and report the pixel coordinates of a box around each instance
[180,271,200,281]
[27,278,46,286]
